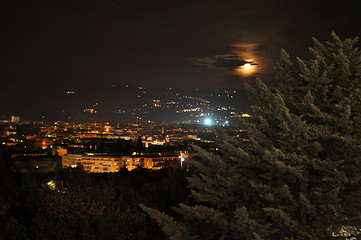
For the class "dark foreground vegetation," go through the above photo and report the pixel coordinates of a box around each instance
[142,33,361,240]
[0,152,190,240]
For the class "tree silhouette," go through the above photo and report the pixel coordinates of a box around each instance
[142,33,361,239]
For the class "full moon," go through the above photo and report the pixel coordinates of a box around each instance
[234,61,257,76]
[243,63,252,69]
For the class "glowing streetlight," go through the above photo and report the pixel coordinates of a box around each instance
[179,152,186,167]
[204,117,213,126]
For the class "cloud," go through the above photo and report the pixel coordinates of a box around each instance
[187,43,263,74]
[188,54,254,71]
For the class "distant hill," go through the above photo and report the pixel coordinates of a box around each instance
[0,74,251,123]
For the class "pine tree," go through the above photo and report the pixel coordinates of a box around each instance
[141,33,361,239]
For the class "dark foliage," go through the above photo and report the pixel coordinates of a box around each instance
[0,152,190,240]
[142,33,361,240]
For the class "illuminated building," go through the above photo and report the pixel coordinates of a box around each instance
[143,139,166,148]
[57,147,68,156]
[62,153,121,173]
[62,153,182,172]
[11,115,20,123]
[121,155,178,171]
[62,154,82,168]
[35,138,57,149]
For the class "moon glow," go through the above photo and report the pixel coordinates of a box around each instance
[235,62,256,76]
[243,63,252,69]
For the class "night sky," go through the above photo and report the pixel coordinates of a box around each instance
[2,0,361,90]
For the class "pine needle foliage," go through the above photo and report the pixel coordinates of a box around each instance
[143,33,361,240]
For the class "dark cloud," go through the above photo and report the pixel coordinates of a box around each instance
[188,55,251,71]
[187,43,265,77]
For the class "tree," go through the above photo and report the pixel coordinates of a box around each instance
[141,33,361,239]
[136,136,144,152]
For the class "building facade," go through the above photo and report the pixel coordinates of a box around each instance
[62,153,121,173]
[62,153,182,172]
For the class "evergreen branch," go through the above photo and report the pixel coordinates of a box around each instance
[139,204,195,240]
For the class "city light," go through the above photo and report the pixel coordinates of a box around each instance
[221,120,229,126]
[47,180,56,190]
[204,117,213,126]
